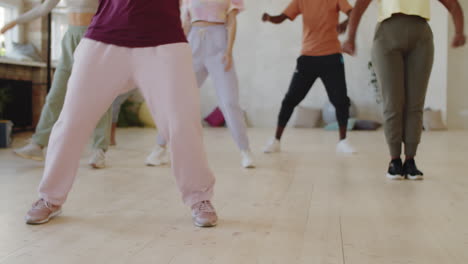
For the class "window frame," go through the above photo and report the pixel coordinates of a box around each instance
[0,0,23,45]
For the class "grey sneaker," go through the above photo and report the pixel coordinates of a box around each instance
[13,141,44,161]
[25,199,62,225]
[191,200,218,227]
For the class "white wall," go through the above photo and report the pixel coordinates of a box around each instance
[447,0,468,129]
[198,0,451,127]
[427,1,449,121]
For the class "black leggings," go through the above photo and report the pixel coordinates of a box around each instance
[278,54,350,128]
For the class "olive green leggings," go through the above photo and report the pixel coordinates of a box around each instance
[372,15,434,157]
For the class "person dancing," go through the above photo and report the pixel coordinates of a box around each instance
[24,0,218,228]
[1,0,113,169]
[343,0,466,180]
[262,0,357,154]
[148,0,255,169]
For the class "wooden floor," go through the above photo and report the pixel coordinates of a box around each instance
[1,128,468,264]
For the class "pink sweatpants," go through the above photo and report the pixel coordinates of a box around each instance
[38,39,215,207]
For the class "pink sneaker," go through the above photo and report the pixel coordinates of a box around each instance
[191,200,218,227]
[25,199,62,225]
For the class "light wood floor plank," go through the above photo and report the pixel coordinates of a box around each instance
[1,128,467,264]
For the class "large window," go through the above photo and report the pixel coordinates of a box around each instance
[0,0,68,61]
[0,0,21,56]
[51,0,68,61]
[51,0,67,61]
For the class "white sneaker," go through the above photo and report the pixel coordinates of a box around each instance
[241,150,255,168]
[13,141,44,161]
[336,139,357,154]
[263,138,281,153]
[89,149,106,169]
[145,145,170,166]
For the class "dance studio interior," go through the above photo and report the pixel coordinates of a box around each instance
[0,0,467,263]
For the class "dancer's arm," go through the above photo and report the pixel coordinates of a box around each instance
[224,9,239,72]
[181,15,192,36]
[263,0,300,24]
[342,0,372,55]
[337,9,353,34]
[439,0,466,47]
[262,13,289,24]
[1,0,60,34]
[180,0,192,36]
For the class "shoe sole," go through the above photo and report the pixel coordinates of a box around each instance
[13,151,44,161]
[336,146,357,154]
[407,175,424,181]
[386,173,404,180]
[263,149,280,154]
[90,163,106,169]
[243,164,256,169]
[336,150,357,154]
[26,209,62,225]
[145,161,169,167]
[193,219,218,228]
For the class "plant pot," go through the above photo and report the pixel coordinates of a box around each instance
[0,120,13,148]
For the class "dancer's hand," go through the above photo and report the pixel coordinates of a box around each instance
[1,21,17,34]
[262,13,288,24]
[342,40,356,56]
[223,52,233,72]
[337,20,349,34]
[452,33,466,48]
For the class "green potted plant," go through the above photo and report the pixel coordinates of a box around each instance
[0,87,13,148]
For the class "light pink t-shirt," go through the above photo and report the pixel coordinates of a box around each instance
[182,0,244,23]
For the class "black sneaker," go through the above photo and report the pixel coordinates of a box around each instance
[403,159,424,180]
[386,158,404,180]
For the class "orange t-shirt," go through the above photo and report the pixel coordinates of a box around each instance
[283,0,352,56]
